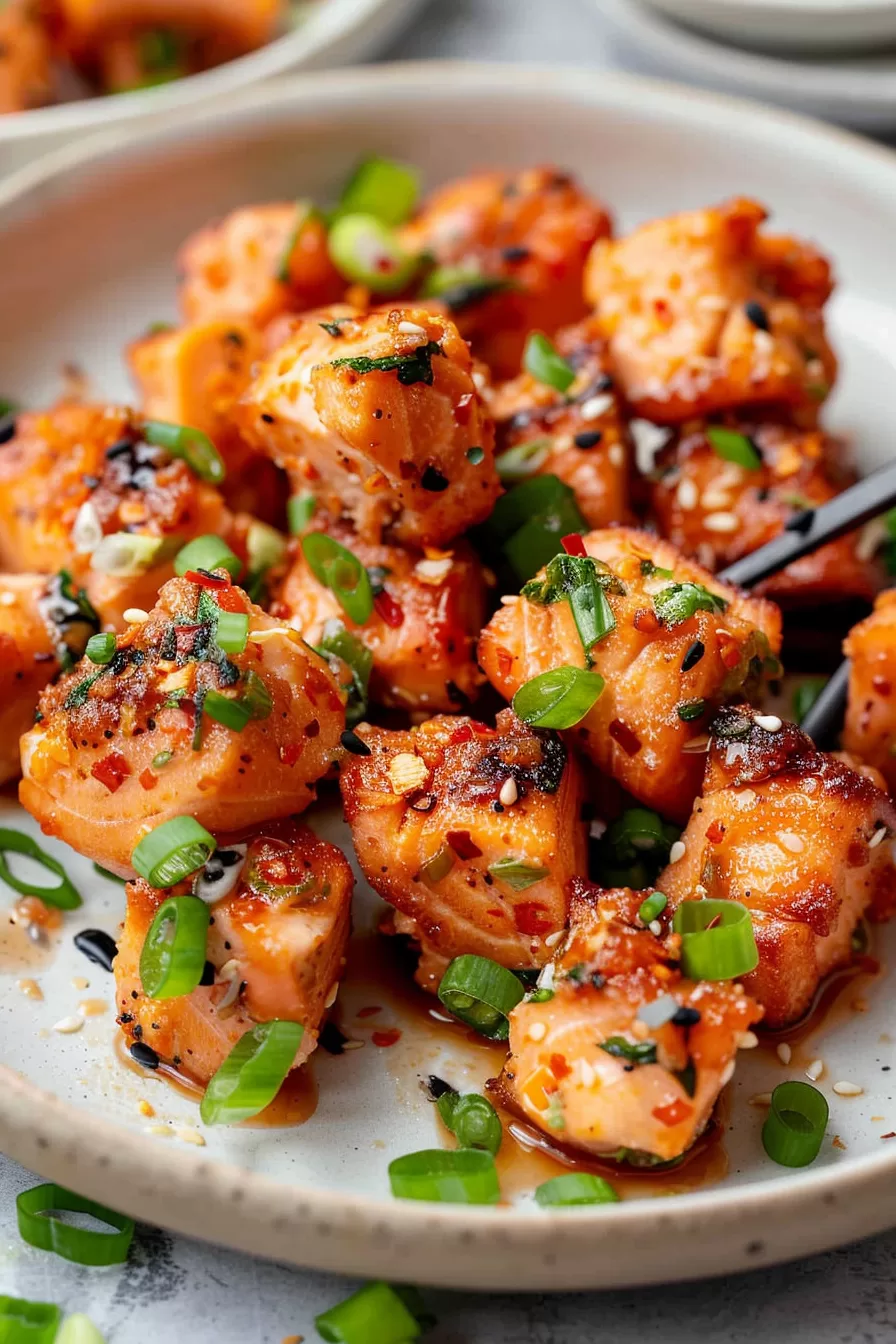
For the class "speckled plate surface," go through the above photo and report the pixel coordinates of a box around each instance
[2,64,896,1291]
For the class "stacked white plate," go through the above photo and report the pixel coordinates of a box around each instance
[596,0,896,130]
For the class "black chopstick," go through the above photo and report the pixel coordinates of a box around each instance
[798,659,851,749]
[718,459,896,590]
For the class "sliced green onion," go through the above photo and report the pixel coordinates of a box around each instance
[240,668,273,720]
[654,581,728,628]
[214,611,249,655]
[437,1091,503,1155]
[437,954,525,1040]
[287,492,317,535]
[388,1148,500,1205]
[315,1282,428,1343]
[512,665,604,730]
[93,862,126,884]
[0,1296,61,1342]
[85,632,116,664]
[678,699,707,721]
[482,474,587,584]
[151,750,173,770]
[174,535,241,579]
[486,857,550,891]
[16,1185,134,1266]
[638,891,667,924]
[706,426,762,471]
[762,1081,828,1168]
[301,533,373,625]
[534,1173,619,1208]
[276,200,316,284]
[487,476,574,544]
[313,619,373,725]
[606,808,667,862]
[143,420,226,485]
[523,332,576,394]
[0,829,81,910]
[794,677,827,724]
[246,521,287,589]
[336,156,419,226]
[421,267,511,310]
[672,899,759,980]
[522,553,617,661]
[56,1315,107,1344]
[202,689,252,732]
[139,895,210,999]
[495,439,551,483]
[89,531,166,577]
[132,817,216,889]
[200,1020,303,1125]
[419,844,456,887]
[327,214,419,295]
[601,1035,657,1065]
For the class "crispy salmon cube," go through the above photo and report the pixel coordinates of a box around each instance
[55,0,282,61]
[491,882,761,1163]
[657,707,896,1027]
[844,592,896,795]
[479,527,782,822]
[0,1,53,114]
[20,573,345,876]
[114,819,353,1085]
[585,198,836,425]
[239,307,500,547]
[340,710,587,990]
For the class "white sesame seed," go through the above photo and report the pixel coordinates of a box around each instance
[805,1058,824,1081]
[53,1015,84,1035]
[398,321,427,337]
[703,511,739,534]
[720,1060,736,1086]
[174,1127,207,1147]
[608,443,625,468]
[341,1039,365,1051]
[537,962,556,990]
[649,919,662,936]
[778,832,805,854]
[579,1059,596,1088]
[145,1124,173,1138]
[676,478,699,511]
[737,1030,759,1049]
[543,930,564,949]
[755,714,783,733]
[753,329,775,354]
[701,488,731,511]
[325,981,339,1009]
[527,1022,547,1042]
[580,393,613,421]
[833,1081,864,1097]
[414,556,453,586]
[776,1042,792,1065]
[72,500,103,554]
[123,607,149,624]
[749,1092,773,1107]
[669,840,686,864]
[554,434,574,453]
[869,827,888,849]
[499,777,518,807]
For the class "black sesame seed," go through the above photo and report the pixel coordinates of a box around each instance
[744,300,770,332]
[574,430,603,450]
[785,508,815,534]
[341,728,371,756]
[421,465,450,492]
[260,413,275,424]
[318,1021,349,1055]
[199,960,216,986]
[502,246,530,263]
[105,437,135,459]
[424,1074,455,1101]
[671,1006,702,1027]
[681,640,705,673]
[73,929,118,973]
[129,1041,160,1070]
[0,415,16,445]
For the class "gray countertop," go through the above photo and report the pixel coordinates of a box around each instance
[3,1,896,1339]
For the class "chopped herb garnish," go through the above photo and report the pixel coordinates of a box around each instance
[640,559,674,579]
[422,267,513,311]
[313,619,373,725]
[600,1036,658,1066]
[677,699,707,722]
[486,857,550,890]
[674,1059,697,1098]
[706,426,762,471]
[276,201,316,285]
[330,340,443,387]
[653,581,728,628]
[319,318,352,337]
[522,552,621,664]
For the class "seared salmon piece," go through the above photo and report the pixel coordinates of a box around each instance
[177,204,343,328]
[0,0,53,113]
[20,572,345,877]
[479,527,782,822]
[128,318,285,523]
[401,166,612,378]
[273,522,488,714]
[657,706,896,1028]
[55,0,282,66]
[340,710,587,990]
[651,419,879,607]
[114,819,353,1086]
[0,404,235,629]
[491,882,761,1163]
[239,306,500,546]
[490,317,635,529]
[843,592,896,795]
[585,198,836,425]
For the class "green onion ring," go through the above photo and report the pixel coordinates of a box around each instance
[388,1148,500,1205]
[762,1081,829,1167]
[202,689,252,732]
[142,420,226,485]
[523,332,576,394]
[327,214,419,295]
[706,426,762,471]
[131,817,216,889]
[287,492,317,536]
[534,1173,619,1207]
[672,899,759,981]
[139,895,210,999]
[301,532,374,625]
[200,1020,304,1125]
[0,1296,62,1342]
[0,829,82,910]
[16,1185,134,1266]
[173,535,241,579]
[437,955,525,1040]
[315,1281,428,1343]
[437,1091,503,1155]
[85,632,116,664]
[335,156,419,226]
[214,611,250,655]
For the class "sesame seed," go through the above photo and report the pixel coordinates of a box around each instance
[145,1124,173,1138]
[805,1058,824,1081]
[649,919,662,936]
[341,1039,365,1051]
[669,840,686,863]
[53,1015,84,1034]
[543,930,564,949]
[776,1042,792,1065]
[833,1081,864,1097]
[701,488,732,511]
[527,1022,547,1042]
[753,329,775,354]
[579,1059,596,1088]
[123,607,149,624]
[174,1127,207,1147]
[72,500,103,554]
[499,777,518,807]
[749,1093,773,1107]
[398,321,427,337]
[608,443,625,468]
[325,981,339,1009]
[703,511,739,533]
[737,1030,759,1049]
[676,478,698,510]
[580,393,613,421]
[778,832,805,854]
[755,714,783,732]
[869,827,888,849]
[720,1060,735,1086]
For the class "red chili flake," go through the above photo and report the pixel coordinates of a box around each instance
[633,608,660,635]
[486,908,504,920]
[454,392,474,425]
[609,718,642,756]
[652,1099,694,1127]
[881,1132,896,1140]
[138,768,158,791]
[496,647,514,678]
[449,723,473,745]
[374,591,404,628]
[550,1053,571,1080]
[720,643,742,671]
[372,1028,402,1047]
[706,819,726,844]
[446,830,483,861]
[215,585,246,613]
[90,753,131,793]
[356,1005,382,1019]
[873,676,892,696]
[514,902,553,936]
[561,533,587,557]
[280,741,305,767]
[184,569,228,589]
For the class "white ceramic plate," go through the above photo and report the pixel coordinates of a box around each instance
[3,63,896,1292]
[600,0,896,130]
[0,0,423,178]
[641,0,896,54]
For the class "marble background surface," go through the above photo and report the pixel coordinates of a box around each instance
[3,0,896,1338]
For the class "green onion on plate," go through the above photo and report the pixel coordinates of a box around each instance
[200,1020,303,1125]
[436,1090,503,1155]
[16,1185,134,1266]
[523,332,576,394]
[174,535,241,580]
[301,533,374,625]
[328,214,419,295]
[335,157,419,226]
[534,1173,619,1208]
[388,1148,500,1205]
[437,954,525,1040]
[142,420,225,485]
[315,1281,430,1343]
[0,1296,61,1342]
[762,1080,829,1168]
[85,633,116,665]
[0,829,81,910]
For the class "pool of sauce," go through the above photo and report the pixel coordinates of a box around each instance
[0,905,58,974]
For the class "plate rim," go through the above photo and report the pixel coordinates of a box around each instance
[3,60,896,1288]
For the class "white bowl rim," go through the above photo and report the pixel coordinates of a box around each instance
[650,0,896,14]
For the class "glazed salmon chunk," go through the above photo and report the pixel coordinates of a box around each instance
[56,0,282,68]
[401,166,612,378]
[479,527,782,822]
[114,820,353,1085]
[490,318,634,529]
[657,707,896,1028]
[492,882,761,1163]
[274,523,488,714]
[0,404,235,629]
[651,420,879,606]
[239,306,500,546]
[843,591,896,794]
[340,710,587,990]
[585,198,836,425]
[20,572,345,876]
[0,0,53,113]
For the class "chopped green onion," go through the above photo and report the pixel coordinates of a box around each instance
[16,1185,134,1266]
[132,817,216,889]
[276,201,316,284]
[89,532,167,577]
[419,844,456,887]
[495,438,551,483]
[336,156,419,226]
[315,1282,429,1343]
[85,632,116,664]
[0,1296,61,1342]
[638,891,668,924]
[388,1149,500,1205]
[706,426,762,471]
[524,333,576,394]
[672,899,759,980]
[793,677,827,724]
[301,533,373,625]
[601,1035,657,1065]
[287,492,317,535]
[93,863,126,884]
[482,474,587,584]
[437,1091,503,1155]
[0,829,81,910]
[328,214,419,295]
[200,1019,303,1125]
[246,521,287,590]
[487,475,577,542]
[605,808,667,862]
[486,857,550,890]
[677,699,707,722]
[512,665,604,730]
[0,397,19,418]
[762,1081,828,1167]
[143,420,225,485]
[534,1173,619,1207]
[151,750,173,770]
[202,689,252,732]
[214,611,250,655]
[313,619,373,725]
[240,668,273,720]
[522,552,617,662]
[56,1315,107,1344]
[421,267,512,310]
[437,954,525,1040]
[139,895,210,999]
[174,535,241,579]
[330,340,442,387]
[653,581,728,628]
